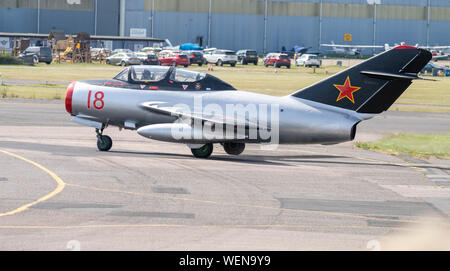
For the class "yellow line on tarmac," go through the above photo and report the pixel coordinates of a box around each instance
[0,149,66,217]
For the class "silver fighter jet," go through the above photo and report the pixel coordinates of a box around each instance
[65,45,431,158]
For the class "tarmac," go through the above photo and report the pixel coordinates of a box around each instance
[0,99,449,250]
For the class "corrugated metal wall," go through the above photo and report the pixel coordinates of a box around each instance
[2,0,450,52]
[128,0,450,52]
[0,0,117,35]
[97,0,119,36]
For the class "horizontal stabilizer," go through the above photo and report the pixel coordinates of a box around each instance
[361,70,436,81]
[360,71,419,80]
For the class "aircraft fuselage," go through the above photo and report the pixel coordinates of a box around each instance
[69,82,363,145]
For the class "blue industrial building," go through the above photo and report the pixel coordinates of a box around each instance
[1,0,450,53]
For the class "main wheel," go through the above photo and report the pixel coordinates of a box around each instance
[97,135,112,151]
[191,143,213,158]
[217,59,223,66]
[121,61,127,67]
[223,142,245,156]
[230,62,236,67]
[32,55,39,65]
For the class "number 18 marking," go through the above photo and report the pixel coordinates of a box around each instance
[87,90,105,110]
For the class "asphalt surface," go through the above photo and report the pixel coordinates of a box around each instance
[0,99,449,250]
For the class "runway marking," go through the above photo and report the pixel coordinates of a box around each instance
[0,223,415,232]
[66,183,430,225]
[279,148,429,170]
[0,149,66,217]
[0,145,439,229]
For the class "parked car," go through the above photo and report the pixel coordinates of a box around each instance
[141,53,160,65]
[421,61,450,76]
[106,53,141,66]
[237,49,258,65]
[185,51,205,66]
[18,46,52,64]
[263,53,291,68]
[111,48,133,55]
[203,49,238,67]
[158,53,190,67]
[295,54,321,67]
[135,52,148,63]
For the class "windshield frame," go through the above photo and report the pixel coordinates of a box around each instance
[129,65,172,83]
[169,67,206,83]
[113,68,130,82]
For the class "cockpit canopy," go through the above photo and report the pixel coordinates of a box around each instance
[112,65,235,91]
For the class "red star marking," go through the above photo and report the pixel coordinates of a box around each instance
[333,76,361,104]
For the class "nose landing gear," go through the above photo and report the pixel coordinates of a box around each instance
[96,128,112,151]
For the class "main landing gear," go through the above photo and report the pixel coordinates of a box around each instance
[190,143,214,158]
[190,142,246,158]
[223,142,245,155]
[96,128,112,151]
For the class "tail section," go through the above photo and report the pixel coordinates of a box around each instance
[291,46,432,114]
[330,41,337,51]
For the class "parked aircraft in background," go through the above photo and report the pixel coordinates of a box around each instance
[321,41,383,56]
[281,45,321,56]
[422,45,450,60]
[384,42,449,60]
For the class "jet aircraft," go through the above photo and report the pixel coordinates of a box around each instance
[384,43,448,60]
[321,41,383,56]
[65,45,431,158]
[281,45,321,56]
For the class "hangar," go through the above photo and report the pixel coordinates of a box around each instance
[1,0,450,52]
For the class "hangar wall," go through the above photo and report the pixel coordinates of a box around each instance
[0,0,118,36]
[126,0,450,52]
[2,0,450,53]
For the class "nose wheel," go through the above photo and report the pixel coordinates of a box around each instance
[96,128,112,151]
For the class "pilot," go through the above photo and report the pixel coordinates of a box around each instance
[142,69,152,80]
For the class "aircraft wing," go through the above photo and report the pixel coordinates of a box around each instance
[140,102,269,130]
[432,54,449,59]
[321,43,383,49]
[423,46,450,49]
[350,45,384,48]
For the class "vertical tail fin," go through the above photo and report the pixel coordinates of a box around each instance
[291,46,432,114]
[330,41,337,51]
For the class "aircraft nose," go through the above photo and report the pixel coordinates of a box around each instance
[65,81,77,115]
